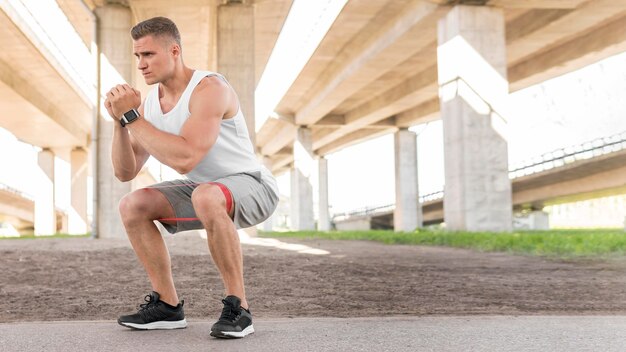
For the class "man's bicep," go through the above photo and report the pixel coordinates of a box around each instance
[179,111,222,155]
[180,80,228,154]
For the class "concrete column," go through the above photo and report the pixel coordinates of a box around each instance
[261,157,274,232]
[290,128,315,230]
[218,2,255,146]
[394,129,422,232]
[35,149,55,235]
[70,147,88,234]
[95,5,133,238]
[438,5,512,232]
[528,211,549,230]
[317,157,331,231]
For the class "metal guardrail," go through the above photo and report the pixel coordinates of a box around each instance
[0,182,67,213]
[333,130,626,221]
[333,191,445,221]
[0,182,34,201]
[508,131,626,178]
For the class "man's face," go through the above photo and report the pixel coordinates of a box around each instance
[133,35,177,85]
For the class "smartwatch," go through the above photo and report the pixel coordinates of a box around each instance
[120,108,139,127]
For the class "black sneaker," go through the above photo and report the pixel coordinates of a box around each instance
[210,295,254,338]
[118,291,187,330]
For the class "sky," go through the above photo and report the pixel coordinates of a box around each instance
[1,0,626,219]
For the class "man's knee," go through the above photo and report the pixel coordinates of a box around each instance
[118,188,162,224]
[191,184,227,217]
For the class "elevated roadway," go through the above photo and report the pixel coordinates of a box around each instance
[0,183,65,233]
[334,132,626,227]
[258,0,626,174]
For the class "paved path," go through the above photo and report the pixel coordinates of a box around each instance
[2,316,626,351]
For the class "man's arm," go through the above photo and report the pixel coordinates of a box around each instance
[110,105,151,182]
[109,77,230,175]
[105,91,151,182]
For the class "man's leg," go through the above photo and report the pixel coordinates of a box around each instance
[191,184,248,309]
[118,188,179,306]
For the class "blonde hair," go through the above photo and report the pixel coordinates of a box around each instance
[131,16,181,47]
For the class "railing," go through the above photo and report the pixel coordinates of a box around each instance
[332,190,444,221]
[0,182,67,213]
[333,130,626,221]
[508,131,626,178]
[0,182,34,201]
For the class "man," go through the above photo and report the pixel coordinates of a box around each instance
[104,16,278,339]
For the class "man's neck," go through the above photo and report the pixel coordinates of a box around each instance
[159,66,194,99]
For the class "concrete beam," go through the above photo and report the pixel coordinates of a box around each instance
[313,115,345,128]
[316,127,398,156]
[395,98,440,128]
[488,0,588,8]
[276,0,390,114]
[260,122,298,156]
[514,165,626,206]
[507,0,626,67]
[294,1,446,125]
[313,65,438,151]
[257,114,294,150]
[272,154,294,172]
[0,189,34,224]
[506,9,573,43]
[0,59,88,148]
[510,13,626,91]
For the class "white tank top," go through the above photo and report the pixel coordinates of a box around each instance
[143,70,277,193]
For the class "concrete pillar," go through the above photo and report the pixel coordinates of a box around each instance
[70,147,88,234]
[513,211,550,230]
[35,149,55,235]
[394,129,422,232]
[218,2,255,147]
[528,211,549,230]
[95,5,133,238]
[290,128,315,230]
[317,157,331,231]
[261,157,274,232]
[261,216,274,232]
[438,5,512,232]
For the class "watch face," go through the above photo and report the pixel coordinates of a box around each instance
[124,110,138,120]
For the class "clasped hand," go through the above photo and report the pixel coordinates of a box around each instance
[104,84,141,121]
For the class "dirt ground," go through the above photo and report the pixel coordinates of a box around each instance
[2,233,626,323]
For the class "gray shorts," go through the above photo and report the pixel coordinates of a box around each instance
[148,171,278,233]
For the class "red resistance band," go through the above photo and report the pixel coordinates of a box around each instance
[158,182,233,222]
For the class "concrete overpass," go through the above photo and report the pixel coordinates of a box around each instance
[257,0,626,232]
[0,183,66,233]
[1,0,626,236]
[333,131,626,229]
[259,0,626,171]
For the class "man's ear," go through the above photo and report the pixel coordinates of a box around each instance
[171,43,181,58]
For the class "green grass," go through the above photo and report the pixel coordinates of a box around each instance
[259,229,626,258]
[0,233,91,240]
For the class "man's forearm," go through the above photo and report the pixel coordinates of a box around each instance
[111,123,138,181]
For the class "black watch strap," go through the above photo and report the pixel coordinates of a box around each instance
[120,108,139,127]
